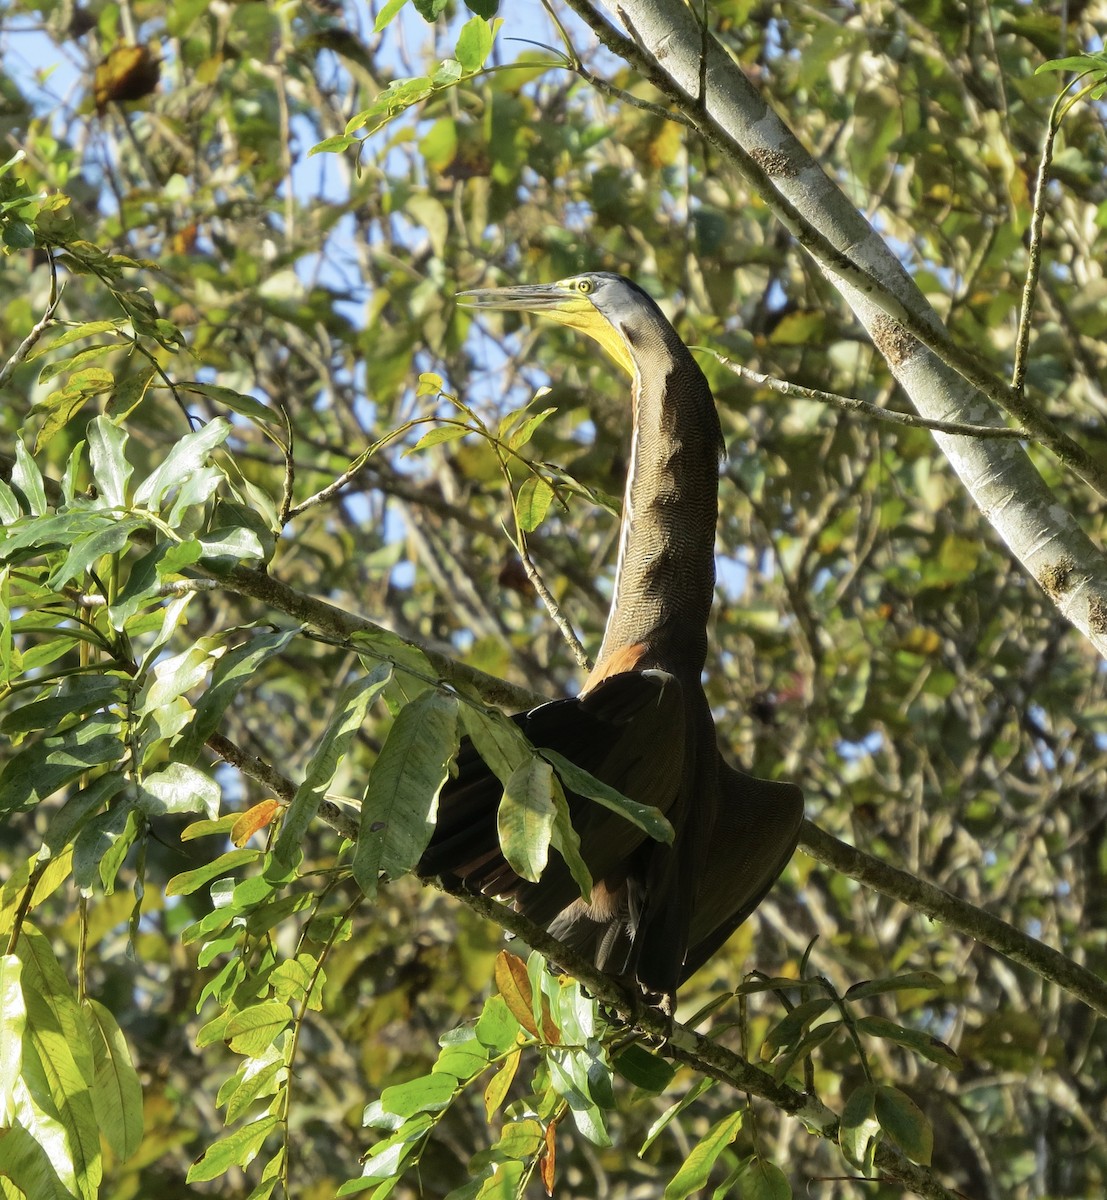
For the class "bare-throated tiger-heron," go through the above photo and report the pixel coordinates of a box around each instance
[418,272,803,1001]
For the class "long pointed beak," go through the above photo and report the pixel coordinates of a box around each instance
[456,283,575,313]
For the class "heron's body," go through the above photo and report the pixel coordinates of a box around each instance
[418,273,802,999]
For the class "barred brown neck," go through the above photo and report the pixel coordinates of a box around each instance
[588,322,722,688]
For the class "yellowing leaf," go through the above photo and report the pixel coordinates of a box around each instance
[232,800,280,847]
[494,950,539,1038]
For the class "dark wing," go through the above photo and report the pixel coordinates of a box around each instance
[679,760,803,985]
[417,671,686,961]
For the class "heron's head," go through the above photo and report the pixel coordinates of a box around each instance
[457,272,671,379]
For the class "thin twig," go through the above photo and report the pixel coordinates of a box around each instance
[538,0,697,127]
[0,257,62,389]
[286,452,376,518]
[799,819,1107,1017]
[707,350,1030,439]
[277,399,296,526]
[1012,74,1099,393]
[514,531,593,670]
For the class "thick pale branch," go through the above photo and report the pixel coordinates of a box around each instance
[570,0,1107,498]
[572,0,1107,660]
[708,351,1031,439]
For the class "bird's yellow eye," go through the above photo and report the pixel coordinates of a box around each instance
[577,278,594,295]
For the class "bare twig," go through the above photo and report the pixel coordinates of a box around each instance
[708,350,1030,439]
[1012,74,1100,394]
[515,533,593,670]
[0,257,61,389]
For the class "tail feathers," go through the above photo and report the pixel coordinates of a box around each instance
[680,764,803,984]
[546,894,634,977]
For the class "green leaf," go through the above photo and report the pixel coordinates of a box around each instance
[345,77,435,137]
[275,666,390,868]
[73,804,136,893]
[41,368,115,418]
[166,467,224,525]
[494,1117,544,1160]
[18,926,102,1198]
[843,971,943,1001]
[771,1019,840,1083]
[0,1122,76,1200]
[465,0,500,23]
[197,526,265,562]
[33,389,96,449]
[309,133,359,156]
[132,418,231,510]
[484,1049,520,1120]
[613,1044,676,1093]
[458,705,531,780]
[640,1076,714,1154]
[82,998,144,1161]
[433,58,462,87]
[497,754,556,883]
[225,1002,293,1056]
[180,383,279,426]
[455,16,493,73]
[108,537,204,626]
[11,440,47,516]
[166,848,261,896]
[346,1115,432,1186]
[725,1157,791,1200]
[26,320,123,361]
[839,1083,880,1171]
[137,762,220,819]
[854,1016,960,1071]
[0,714,122,815]
[506,405,555,450]
[105,367,158,420]
[95,806,140,893]
[42,773,127,859]
[1,510,115,558]
[405,423,469,453]
[0,953,25,1122]
[270,955,325,1010]
[412,0,447,20]
[222,1057,285,1124]
[352,688,458,895]
[663,1108,744,1199]
[48,516,148,589]
[374,0,409,31]
[540,748,674,844]
[874,1085,933,1165]
[380,1073,458,1117]
[0,477,20,524]
[186,1114,280,1183]
[0,676,126,736]
[760,997,834,1058]
[474,994,518,1053]
[38,343,119,385]
[1036,54,1107,75]
[549,773,592,901]
[515,475,554,532]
